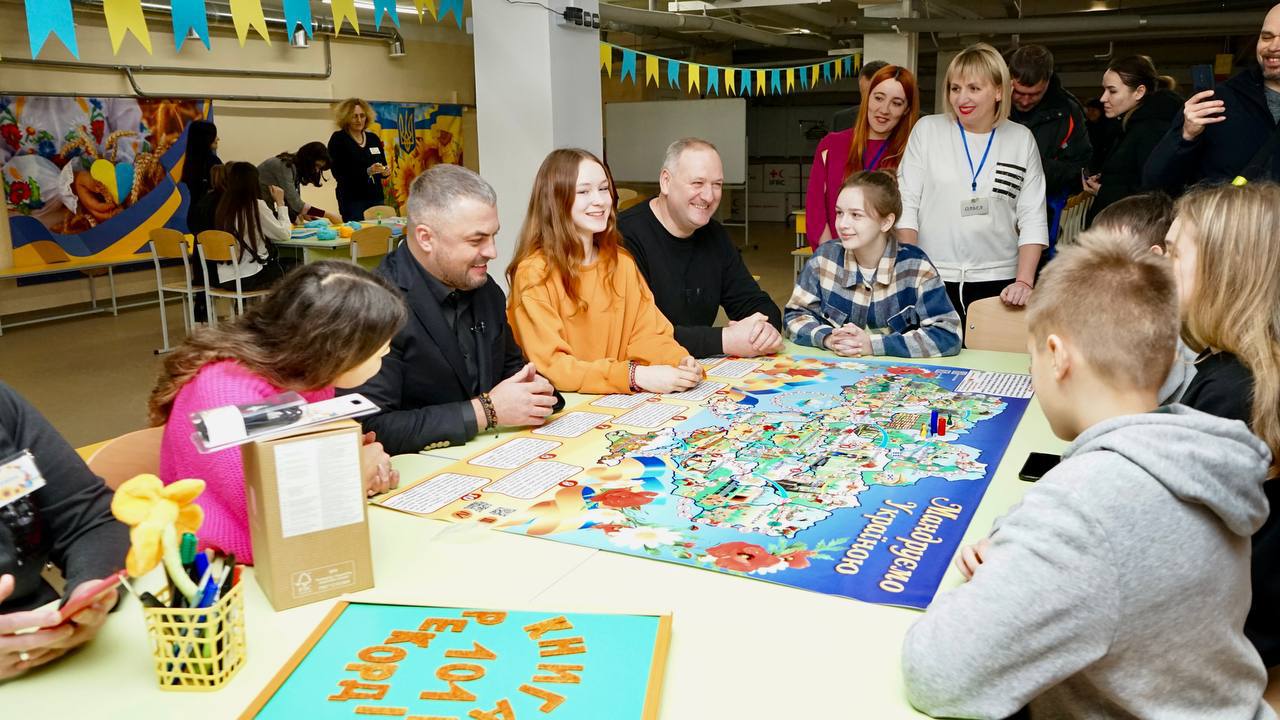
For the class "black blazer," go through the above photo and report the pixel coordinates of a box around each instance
[348,243,556,454]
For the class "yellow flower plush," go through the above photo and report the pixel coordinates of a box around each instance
[110,474,205,578]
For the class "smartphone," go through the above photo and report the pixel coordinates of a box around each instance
[1191,64,1215,94]
[57,570,126,622]
[1018,452,1061,482]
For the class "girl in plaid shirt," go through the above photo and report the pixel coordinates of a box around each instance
[785,171,962,357]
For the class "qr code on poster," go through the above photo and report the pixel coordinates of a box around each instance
[489,506,516,517]
[464,500,491,513]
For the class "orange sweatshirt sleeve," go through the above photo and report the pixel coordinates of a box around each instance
[620,257,692,366]
[508,262,633,394]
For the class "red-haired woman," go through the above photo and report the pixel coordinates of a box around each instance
[507,149,702,395]
[805,64,920,249]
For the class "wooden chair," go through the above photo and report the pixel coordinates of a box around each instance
[963,297,1029,353]
[85,426,164,490]
[363,205,397,220]
[196,230,272,325]
[350,225,394,267]
[149,228,202,353]
[1056,191,1095,249]
[616,187,643,212]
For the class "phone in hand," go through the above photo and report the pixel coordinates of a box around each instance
[1191,64,1215,94]
[1018,452,1061,482]
[57,570,126,623]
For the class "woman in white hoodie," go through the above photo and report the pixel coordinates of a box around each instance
[897,43,1048,321]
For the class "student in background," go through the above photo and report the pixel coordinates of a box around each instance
[257,142,342,225]
[328,98,391,222]
[806,65,920,249]
[1083,55,1182,223]
[150,262,407,563]
[897,43,1048,321]
[786,171,960,358]
[186,163,228,322]
[211,162,290,292]
[507,148,702,394]
[618,138,782,359]
[1166,182,1280,669]
[179,119,221,211]
[1088,191,1192,403]
[0,382,128,680]
[903,233,1274,718]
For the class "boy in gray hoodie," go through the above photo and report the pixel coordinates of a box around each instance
[902,231,1276,719]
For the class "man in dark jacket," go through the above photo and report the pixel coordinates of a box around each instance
[1008,45,1092,205]
[1144,4,1280,192]
[348,165,562,455]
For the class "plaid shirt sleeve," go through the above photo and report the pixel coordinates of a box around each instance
[784,249,838,349]
[867,250,962,358]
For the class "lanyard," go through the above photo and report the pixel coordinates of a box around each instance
[863,140,889,171]
[957,119,996,193]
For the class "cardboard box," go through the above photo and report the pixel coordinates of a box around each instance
[748,192,787,223]
[763,163,801,193]
[747,164,764,193]
[242,419,373,611]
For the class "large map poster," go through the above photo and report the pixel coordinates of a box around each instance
[378,356,1033,609]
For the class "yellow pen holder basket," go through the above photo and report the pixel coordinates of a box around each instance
[143,580,246,690]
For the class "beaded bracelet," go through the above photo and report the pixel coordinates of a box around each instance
[628,361,641,393]
[478,392,498,431]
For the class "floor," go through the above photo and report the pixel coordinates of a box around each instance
[0,221,800,448]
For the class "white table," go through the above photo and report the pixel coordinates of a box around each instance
[8,348,1061,718]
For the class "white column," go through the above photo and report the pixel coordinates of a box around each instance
[862,1,919,74]
[472,0,603,290]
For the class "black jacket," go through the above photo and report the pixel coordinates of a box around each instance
[0,382,128,611]
[1009,74,1092,199]
[348,244,561,455]
[327,130,386,210]
[1144,65,1280,193]
[1087,88,1183,224]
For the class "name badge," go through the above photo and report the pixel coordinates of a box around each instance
[0,451,46,509]
[961,197,990,217]
[369,147,381,156]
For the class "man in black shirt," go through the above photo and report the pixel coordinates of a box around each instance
[349,165,561,454]
[618,138,783,359]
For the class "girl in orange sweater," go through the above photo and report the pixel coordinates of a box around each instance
[507,148,702,394]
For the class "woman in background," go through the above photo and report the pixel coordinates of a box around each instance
[806,65,920,250]
[257,142,341,224]
[180,119,221,210]
[328,98,391,221]
[211,162,290,291]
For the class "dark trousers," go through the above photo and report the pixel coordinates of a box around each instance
[944,278,1011,327]
[339,197,379,223]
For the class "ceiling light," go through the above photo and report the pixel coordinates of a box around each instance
[290,25,311,49]
[389,37,406,57]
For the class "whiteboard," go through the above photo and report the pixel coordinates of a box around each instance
[604,98,747,184]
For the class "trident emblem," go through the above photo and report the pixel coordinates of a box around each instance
[396,106,417,154]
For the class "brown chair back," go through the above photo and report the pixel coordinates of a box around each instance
[86,426,164,490]
[196,230,239,263]
[963,297,1029,353]
[363,205,397,220]
[351,225,393,260]
[150,228,189,260]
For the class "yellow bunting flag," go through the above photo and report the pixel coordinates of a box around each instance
[811,63,821,85]
[854,51,863,73]
[414,0,437,21]
[725,65,737,94]
[229,0,271,45]
[600,44,612,77]
[645,54,659,87]
[785,68,795,92]
[103,0,152,54]
[331,0,361,35]
[754,69,766,95]
[687,63,700,92]
[835,57,843,79]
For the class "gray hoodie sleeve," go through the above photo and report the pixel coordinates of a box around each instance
[902,480,1120,719]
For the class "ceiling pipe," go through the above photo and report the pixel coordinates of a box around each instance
[599,3,835,51]
[838,9,1265,36]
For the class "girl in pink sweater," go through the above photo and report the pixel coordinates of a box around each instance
[149,261,407,562]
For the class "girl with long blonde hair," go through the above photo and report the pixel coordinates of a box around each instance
[506,148,701,394]
[1167,181,1280,668]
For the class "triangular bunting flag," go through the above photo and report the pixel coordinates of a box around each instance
[822,62,833,83]
[330,0,360,34]
[706,66,719,96]
[229,0,271,45]
[414,0,437,21]
[725,65,736,94]
[667,59,680,88]
[811,63,821,85]
[25,0,78,58]
[438,0,464,28]
[769,69,781,94]
[104,0,152,54]
[688,63,700,93]
[645,54,659,87]
[755,69,766,95]
[373,0,401,29]
[786,68,795,93]
[600,44,612,76]
[835,56,844,79]
[620,49,637,84]
[800,65,809,89]
[282,0,312,39]
[171,0,210,51]
[854,52,863,73]
[742,69,752,96]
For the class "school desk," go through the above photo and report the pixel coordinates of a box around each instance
[8,345,1059,718]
